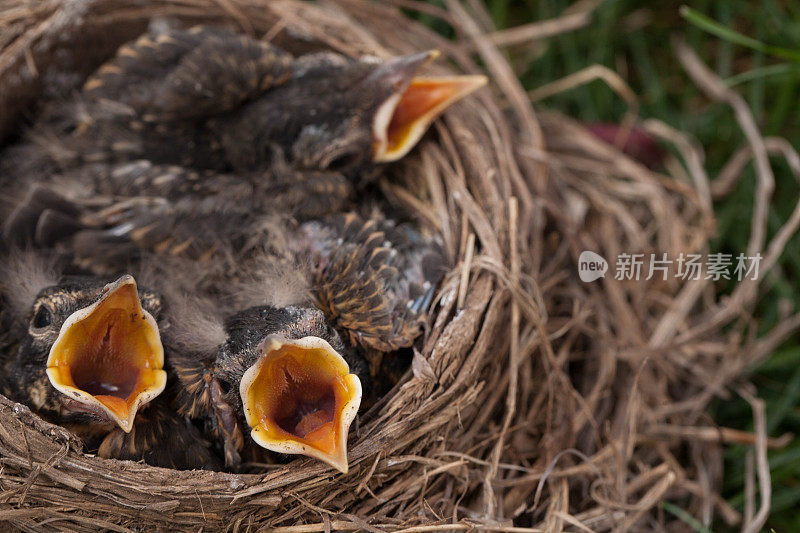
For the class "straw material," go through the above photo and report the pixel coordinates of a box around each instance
[1,1,797,530]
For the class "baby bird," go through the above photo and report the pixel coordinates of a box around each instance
[0,25,485,216]
[157,212,443,473]
[171,304,366,473]
[77,25,486,174]
[0,255,217,469]
[2,273,165,435]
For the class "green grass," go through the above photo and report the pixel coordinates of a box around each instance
[419,0,800,529]
[663,501,715,533]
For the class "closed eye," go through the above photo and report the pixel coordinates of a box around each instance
[326,151,361,172]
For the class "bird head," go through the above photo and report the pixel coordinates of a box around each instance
[365,51,488,163]
[16,275,166,432]
[222,50,486,174]
[214,306,363,473]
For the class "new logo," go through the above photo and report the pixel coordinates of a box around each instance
[578,251,608,282]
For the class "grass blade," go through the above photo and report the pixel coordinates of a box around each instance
[680,6,800,63]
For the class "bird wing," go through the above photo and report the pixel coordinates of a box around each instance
[84,26,294,121]
[4,158,356,272]
[298,213,445,352]
[3,164,258,274]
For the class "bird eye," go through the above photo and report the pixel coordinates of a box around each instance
[326,152,361,171]
[31,305,54,329]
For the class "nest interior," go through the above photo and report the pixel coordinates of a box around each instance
[1,1,796,531]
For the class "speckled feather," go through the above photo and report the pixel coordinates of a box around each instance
[83,26,294,122]
[298,213,445,352]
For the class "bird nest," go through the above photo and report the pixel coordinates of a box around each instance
[0,1,795,531]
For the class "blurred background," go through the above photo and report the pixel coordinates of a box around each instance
[415,1,800,529]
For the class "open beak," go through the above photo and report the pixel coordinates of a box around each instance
[46,275,166,433]
[371,50,487,162]
[240,335,362,474]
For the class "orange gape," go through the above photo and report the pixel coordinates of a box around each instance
[374,74,487,162]
[246,346,351,456]
[46,276,166,432]
[241,335,362,473]
[386,79,466,153]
